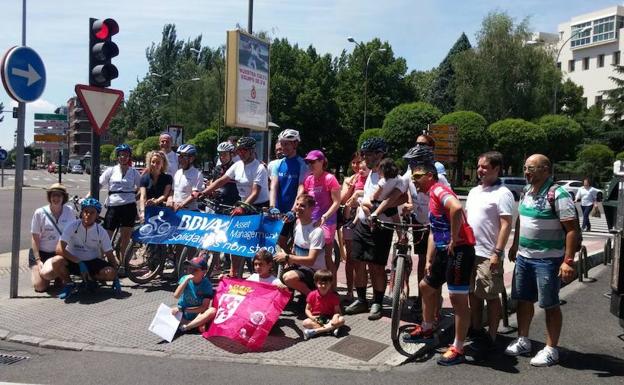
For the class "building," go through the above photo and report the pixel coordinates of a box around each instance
[557,5,624,109]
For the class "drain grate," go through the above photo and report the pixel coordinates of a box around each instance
[328,335,388,362]
[0,353,29,365]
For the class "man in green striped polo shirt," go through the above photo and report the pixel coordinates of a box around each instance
[505,154,578,367]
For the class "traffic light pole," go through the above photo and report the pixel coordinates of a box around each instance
[90,131,100,200]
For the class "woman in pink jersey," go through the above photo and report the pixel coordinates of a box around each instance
[301,150,341,288]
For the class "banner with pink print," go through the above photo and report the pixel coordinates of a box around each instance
[203,277,290,350]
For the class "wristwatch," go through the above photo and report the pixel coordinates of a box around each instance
[494,249,504,258]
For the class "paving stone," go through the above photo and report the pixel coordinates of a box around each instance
[8,334,44,346]
[40,339,89,351]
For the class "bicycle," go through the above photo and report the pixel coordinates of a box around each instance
[373,216,429,357]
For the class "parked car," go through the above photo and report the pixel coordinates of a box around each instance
[70,164,84,174]
[500,176,527,201]
[555,179,583,198]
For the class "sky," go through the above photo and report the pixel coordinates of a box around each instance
[0,0,620,151]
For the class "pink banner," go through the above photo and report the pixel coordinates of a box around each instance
[203,277,290,350]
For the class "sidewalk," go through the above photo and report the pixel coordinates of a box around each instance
[0,236,611,371]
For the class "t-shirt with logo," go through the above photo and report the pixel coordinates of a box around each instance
[177,276,213,310]
[61,219,113,261]
[303,171,340,225]
[31,205,76,253]
[173,166,204,211]
[225,159,270,204]
[306,289,340,317]
[429,182,473,249]
[293,221,326,271]
[271,156,308,213]
[99,164,141,207]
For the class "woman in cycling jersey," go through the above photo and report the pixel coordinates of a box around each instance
[99,144,141,265]
[139,150,172,221]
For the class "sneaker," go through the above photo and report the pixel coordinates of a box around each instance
[303,329,317,341]
[112,278,122,296]
[58,283,76,300]
[437,345,466,366]
[403,324,435,343]
[530,346,559,367]
[344,299,368,315]
[505,337,532,356]
[333,327,341,338]
[368,303,383,320]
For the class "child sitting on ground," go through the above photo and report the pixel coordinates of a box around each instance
[302,269,345,340]
[246,248,283,286]
[172,256,215,333]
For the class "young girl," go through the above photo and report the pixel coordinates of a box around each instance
[360,158,401,224]
[302,269,345,340]
[246,249,282,286]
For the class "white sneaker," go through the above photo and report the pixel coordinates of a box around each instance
[530,346,559,367]
[504,337,532,356]
[303,329,317,341]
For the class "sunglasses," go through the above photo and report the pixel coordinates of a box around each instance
[523,165,543,172]
[411,171,428,181]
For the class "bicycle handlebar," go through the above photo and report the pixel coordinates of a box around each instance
[372,217,429,232]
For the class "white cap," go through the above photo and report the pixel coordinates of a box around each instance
[435,161,446,175]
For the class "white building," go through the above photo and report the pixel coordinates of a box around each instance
[557,5,624,109]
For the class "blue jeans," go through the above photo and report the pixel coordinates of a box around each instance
[581,204,593,231]
[512,255,563,309]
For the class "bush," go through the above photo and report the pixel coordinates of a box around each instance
[576,144,614,183]
[488,118,546,174]
[188,129,218,163]
[135,136,160,161]
[436,110,488,172]
[536,114,583,163]
[357,128,385,150]
[100,145,115,165]
[616,151,624,160]
[382,102,442,158]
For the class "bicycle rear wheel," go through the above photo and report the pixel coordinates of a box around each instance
[124,240,166,284]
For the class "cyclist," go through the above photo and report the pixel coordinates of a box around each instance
[139,150,172,221]
[207,142,240,208]
[50,197,121,299]
[167,144,204,211]
[270,129,308,251]
[99,143,141,267]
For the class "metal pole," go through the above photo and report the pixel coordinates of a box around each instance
[58,148,62,183]
[248,0,253,34]
[90,133,100,200]
[1,161,4,187]
[363,59,368,132]
[10,0,27,298]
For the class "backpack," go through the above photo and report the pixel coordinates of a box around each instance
[546,184,583,252]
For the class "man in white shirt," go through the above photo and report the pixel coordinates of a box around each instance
[575,178,600,231]
[160,133,178,177]
[465,151,514,351]
[167,144,204,211]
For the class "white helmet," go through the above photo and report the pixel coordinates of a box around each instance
[278,129,300,142]
[217,142,236,153]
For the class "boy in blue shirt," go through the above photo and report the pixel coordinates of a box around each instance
[172,257,215,333]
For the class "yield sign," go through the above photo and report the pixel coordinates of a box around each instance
[74,84,124,135]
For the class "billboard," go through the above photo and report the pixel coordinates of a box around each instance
[225,30,270,131]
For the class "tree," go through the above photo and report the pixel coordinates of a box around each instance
[536,115,583,163]
[436,111,488,184]
[428,33,472,113]
[406,68,438,102]
[188,129,218,164]
[487,118,546,174]
[616,151,624,160]
[602,64,624,123]
[135,136,160,161]
[382,102,442,159]
[558,79,586,116]
[357,128,385,149]
[100,145,115,165]
[576,144,614,183]
[454,12,560,123]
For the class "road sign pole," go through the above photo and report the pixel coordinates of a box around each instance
[1,161,4,187]
[58,148,62,183]
[10,102,25,299]
[90,133,100,200]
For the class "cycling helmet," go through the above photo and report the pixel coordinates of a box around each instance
[115,143,132,154]
[278,129,300,142]
[177,144,197,156]
[236,136,256,150]
[403,144,434,166]
[217,142,236,153]
[81,197,102,213]
[360,137,388,154]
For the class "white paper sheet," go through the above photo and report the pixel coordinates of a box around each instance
[148,303,182,343]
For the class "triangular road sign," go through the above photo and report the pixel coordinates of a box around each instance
[74,84,124,136]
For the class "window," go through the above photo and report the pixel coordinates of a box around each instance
[583,57,589,70]
[568,59,575,72]
[556,62,561,70]
[614,51,621,65]
[595,95,603,108]
[593,16,616,43]
[571,22,592,47]
[598,54,605,67]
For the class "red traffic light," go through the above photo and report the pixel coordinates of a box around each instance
[95,23,109,39]
[91,18,119,40]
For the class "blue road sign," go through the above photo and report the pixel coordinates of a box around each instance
[0,149,7,162]
[1,46,46,103]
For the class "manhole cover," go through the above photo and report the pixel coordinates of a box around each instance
[328,335,388,362]
[0,353,29,365]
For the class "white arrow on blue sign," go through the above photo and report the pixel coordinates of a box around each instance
[1,46,46,103]
[0,149,8,162]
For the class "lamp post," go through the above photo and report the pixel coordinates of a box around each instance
[347,37,386,131]
[552,26,592,114]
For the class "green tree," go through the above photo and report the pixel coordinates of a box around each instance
[357,128,385,149]
[576,144,614,182]
[454,12,560,123]
[602,64,624,123]
[382,102,442,159]
[558,79,586,116]
[536,115,583,163]
[428,33,472,113]
[406,68,438,102]
[488,118,546,174]
[135,136,160,161]
[100,145,115,165]
[616,151,624,160]
[188,129,218,164]
[436,111,488,184]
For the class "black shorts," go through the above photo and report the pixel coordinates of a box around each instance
[281,265,315,290]
[67,258,113,276]
[28,250,56,267]
[412,227,430,255]
[103,203,137,230]
[424,244,475,294]
[279,220,295,239]
[352,220,394,266]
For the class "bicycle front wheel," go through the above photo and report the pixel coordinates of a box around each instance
[124,240,166,284]
[390,255,407,345]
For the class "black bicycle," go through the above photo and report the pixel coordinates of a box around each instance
[373,216,429,356]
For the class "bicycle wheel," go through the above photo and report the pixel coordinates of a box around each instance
[176,246,200,280]
[124,240,165,284]
[390,255,407,346]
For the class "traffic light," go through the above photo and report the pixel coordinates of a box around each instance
[89,18,119,87]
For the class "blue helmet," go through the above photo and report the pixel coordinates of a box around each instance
[177,144,197,156]
[81,197,102,213]
[360,137,388,154]
[115,144,132,154]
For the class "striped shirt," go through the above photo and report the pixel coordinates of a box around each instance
[518,178,576,259]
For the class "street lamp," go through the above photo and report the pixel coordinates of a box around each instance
[552,26,592,114]
[347,37,386,131]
